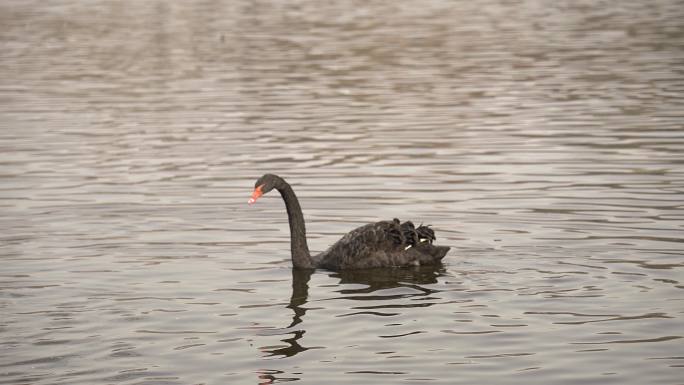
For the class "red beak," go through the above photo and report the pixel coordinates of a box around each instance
[248,184,264,205]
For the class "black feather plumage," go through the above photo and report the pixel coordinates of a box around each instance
[313,218,448,269]
[250,174,450,270]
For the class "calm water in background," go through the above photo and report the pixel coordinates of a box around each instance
[1,1,684,384]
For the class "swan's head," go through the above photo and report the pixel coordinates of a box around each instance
[248,174,279,205]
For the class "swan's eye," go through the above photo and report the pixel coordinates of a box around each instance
[248,184,265,205]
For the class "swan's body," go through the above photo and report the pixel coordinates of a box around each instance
[249,174,450,270]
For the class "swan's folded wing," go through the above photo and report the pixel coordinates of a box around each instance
[315,219,446,269]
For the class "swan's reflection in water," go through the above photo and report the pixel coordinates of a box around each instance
[260,265,445,359]
[260,269,314,358]
[332,265,445,294]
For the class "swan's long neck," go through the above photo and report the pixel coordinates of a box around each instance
[277,181,314,269]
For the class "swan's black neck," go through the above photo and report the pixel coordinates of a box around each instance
[276,180,314,269]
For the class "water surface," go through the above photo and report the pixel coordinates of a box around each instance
[1,1,683,384]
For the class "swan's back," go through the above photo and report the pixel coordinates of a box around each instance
[314,219,450,270]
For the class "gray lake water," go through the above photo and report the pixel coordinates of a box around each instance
[1,1,684,384]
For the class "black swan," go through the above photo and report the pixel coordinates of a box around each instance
[248,174,450,270]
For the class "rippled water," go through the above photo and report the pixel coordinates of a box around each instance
[2,1,684,384]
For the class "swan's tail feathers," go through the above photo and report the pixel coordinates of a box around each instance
[416,224,436,243]
[389,219,448,262]
[430,245,450,261]
[393,219,438,247]
[400,221,436,244]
